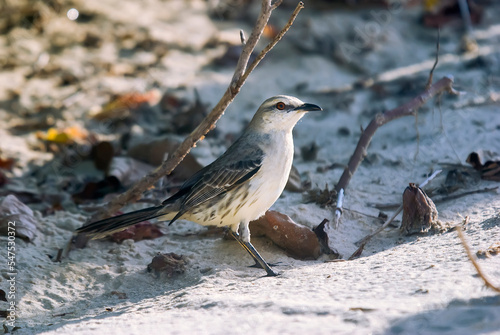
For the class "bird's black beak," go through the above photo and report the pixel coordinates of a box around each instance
[294,103,322,112]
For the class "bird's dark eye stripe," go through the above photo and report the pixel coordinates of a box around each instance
[276,102,285,110]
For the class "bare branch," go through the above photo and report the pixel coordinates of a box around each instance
[239,2,304,85]
[335,76,456,194]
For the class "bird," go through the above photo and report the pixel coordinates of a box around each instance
[76,95,322,276]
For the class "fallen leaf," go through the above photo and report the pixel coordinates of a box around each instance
[0,157,15,170]
[250,210,321,260]
[91,90,161,121]
[109,221,163,243]
[37,126,88,144]
[466,151,500,182]
[72,176,122,203]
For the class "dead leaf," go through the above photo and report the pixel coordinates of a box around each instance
[91,90,161,121]
[37,126,88,144]
[250,210,321,260]
[0,157,15,170]
[109,221,163,243]
[0,195,38,241]
[466,151,500,182]
[72,176,122,203]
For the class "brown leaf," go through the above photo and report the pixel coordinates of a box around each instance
[466,151,500,182]
[0,157,15,170]
[109,221,163,243]
[91,90,161,121]
[72,176,122,203]
[250,210,321,260]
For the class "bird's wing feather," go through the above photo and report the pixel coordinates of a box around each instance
[163,137,264,225]
[182,158,262,209]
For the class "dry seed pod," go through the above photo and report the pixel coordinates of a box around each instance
[400,183,439,235]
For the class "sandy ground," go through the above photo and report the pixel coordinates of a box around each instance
[1,0,500,334]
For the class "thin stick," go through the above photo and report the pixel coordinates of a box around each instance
[426,28,440,90]
[457,226,500,293]
[60,1,305,259]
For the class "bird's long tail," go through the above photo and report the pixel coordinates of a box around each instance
[76,205,167,239]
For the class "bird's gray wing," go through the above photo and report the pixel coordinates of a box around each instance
[167,148,263,224]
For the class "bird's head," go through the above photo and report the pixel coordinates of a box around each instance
[248,95,322,133]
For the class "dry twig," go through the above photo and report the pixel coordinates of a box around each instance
[59,1,305,259]
[457,226,500,293]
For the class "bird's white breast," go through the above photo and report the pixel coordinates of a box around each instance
[241,130,294,221]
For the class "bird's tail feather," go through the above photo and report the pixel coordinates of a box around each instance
[76,205,166,239]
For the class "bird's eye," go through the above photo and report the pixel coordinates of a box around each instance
[276,102,285,110]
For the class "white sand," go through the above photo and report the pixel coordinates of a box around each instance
[1,1,499,334]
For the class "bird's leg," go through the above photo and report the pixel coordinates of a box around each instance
[230,230,278,277]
